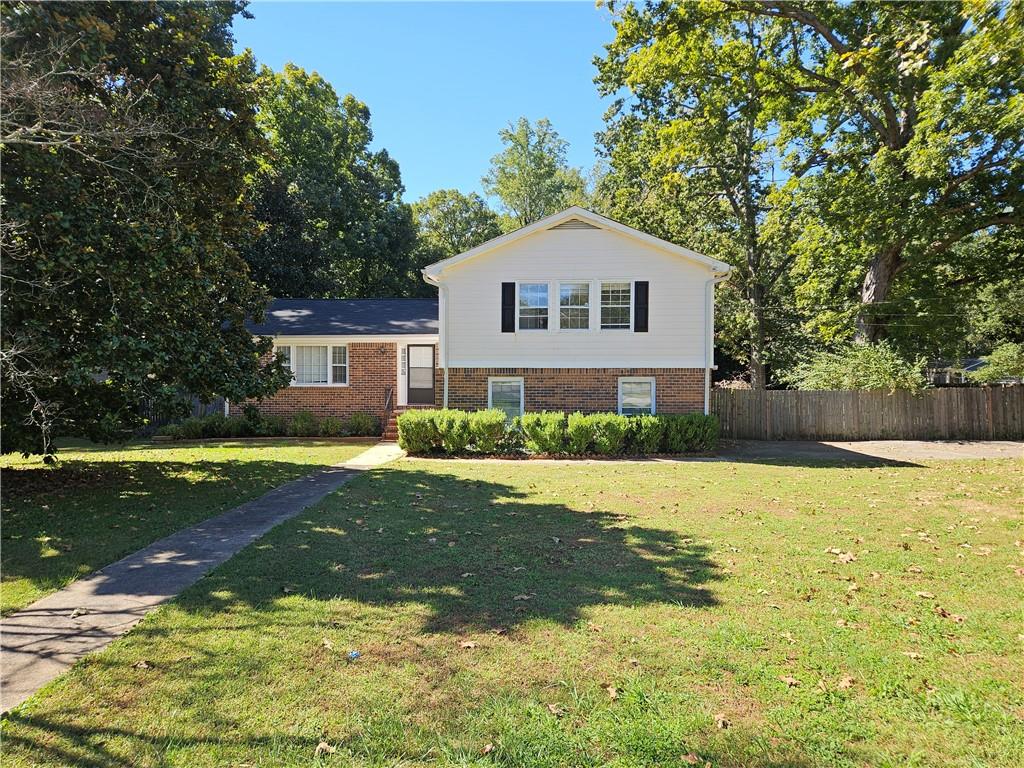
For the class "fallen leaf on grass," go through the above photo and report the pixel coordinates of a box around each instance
[933,606,965,623]
[321,638,334,650]
[132,660,150,670]
[314,741,335,756]
[512,593,535,601]
[459,640,478,649]
[916,591,935,599]
[836,552,857,564]
[903,651,924,660]
[837,676,855,690]
[682,754,700,765]
[714,712,730,729]
[547,703,565,717]
[907,565,923,573]
[605,684,619,700]
[481,743,495,755]
[779,676,801,688]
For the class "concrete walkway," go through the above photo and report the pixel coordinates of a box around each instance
[0,442,405,712]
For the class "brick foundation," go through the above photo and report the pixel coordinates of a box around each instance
[443,367,705,414]
[230,342,397,420]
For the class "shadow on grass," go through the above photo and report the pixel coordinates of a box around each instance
[167,467,723,634]
[716,440,923,467]
[1,457,342,614]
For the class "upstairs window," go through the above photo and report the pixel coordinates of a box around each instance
[601,282,631,329]
[559,282,590,329]
[518,283,549,330]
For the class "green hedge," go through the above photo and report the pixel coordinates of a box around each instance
[397,409,719,456]
[156,409,381,440]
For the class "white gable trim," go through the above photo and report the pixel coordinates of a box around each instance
[421,206,731,282]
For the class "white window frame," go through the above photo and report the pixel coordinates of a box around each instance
[517,282,550,331]
[487,376,524,418]
[600,281,633,331]
[275,343,350,387]
[618,376,656,415]
[557,282,590,331]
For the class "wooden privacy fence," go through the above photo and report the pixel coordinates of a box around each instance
[711,386,1024,441]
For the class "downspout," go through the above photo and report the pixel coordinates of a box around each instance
[704,272,730,416]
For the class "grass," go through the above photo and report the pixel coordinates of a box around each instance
[0,439,376,615]
[2,454,1022,767]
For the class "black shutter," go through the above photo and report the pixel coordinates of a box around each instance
[501,282,515,332]
[634,281,649,332]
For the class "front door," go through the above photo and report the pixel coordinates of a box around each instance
[407,344,435,405]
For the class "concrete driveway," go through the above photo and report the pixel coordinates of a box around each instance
[718,439,1022,463]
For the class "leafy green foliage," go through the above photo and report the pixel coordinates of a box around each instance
[287,411,319,437]
[242,64,418,298]
[467,409,508,453]
[1,2,290,456]
[482,118,589,228]
[784,342,928,392]
[344,412,381,437]
[318,416,345,438]
[521,412,570,454]
[969,343,1024,384]
[399,410,718,456]
[412,189,502,259]
[396,409,443,454]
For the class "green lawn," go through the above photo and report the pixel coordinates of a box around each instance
[0,440,376,615]
[3,455,1022,767]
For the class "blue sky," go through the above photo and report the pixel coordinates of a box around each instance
[232,1,617,203]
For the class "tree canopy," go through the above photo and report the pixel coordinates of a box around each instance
[1,0,289,455]
[482,117,590,229]
[242,64,418,299]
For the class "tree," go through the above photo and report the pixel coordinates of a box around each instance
[783,342,927,392]
[598,7,801,387]
[243,64,418,298]
[1,1,289,456]
[603,1,1023,348]
[412,189,502,258]
[482,117,588,228]
[969,343,1024,384]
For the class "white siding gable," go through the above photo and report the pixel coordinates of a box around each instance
[437,224,718,368]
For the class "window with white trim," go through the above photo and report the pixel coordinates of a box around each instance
[518,283,548,330]
[558,282,590,329]
[275,344,348,385]
[331,345,348,384]
[601,282,631,329]
[488,377,524,420]
[619,377,655,415]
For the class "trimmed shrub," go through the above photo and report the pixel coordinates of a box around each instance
[319,416,345,437]
[468,409,507,453]
[255,414,287,437]
[627,414,664,454]
[435,409,471,453]
[155,423,182,439]
[223,415,254,437]
[589,413,628,455]
[397,409,441,454]
[521,411,568,454]
[177,416,207,440]
[566,412,597,454]
[663,413,719,453]
[498,415,526,454]
[287,410,319,437]
[345,411,381,437]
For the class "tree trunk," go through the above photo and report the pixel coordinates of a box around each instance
[749,283,767,389]
[855,243,904,343]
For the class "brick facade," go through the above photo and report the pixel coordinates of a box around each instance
[230,342,397,420]
[444,367,704,414]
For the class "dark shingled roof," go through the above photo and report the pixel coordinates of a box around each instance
[249,298,438,336]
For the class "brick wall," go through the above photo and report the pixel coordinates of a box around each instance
[443,367,704,414]
[230,342,397,420]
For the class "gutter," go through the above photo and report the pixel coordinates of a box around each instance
[703,271,731,416]
[422,270,449,408]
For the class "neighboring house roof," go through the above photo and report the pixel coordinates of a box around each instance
[421,206,732,282]
[248,298,439,336]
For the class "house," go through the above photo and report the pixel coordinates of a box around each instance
[233,207,731,429]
